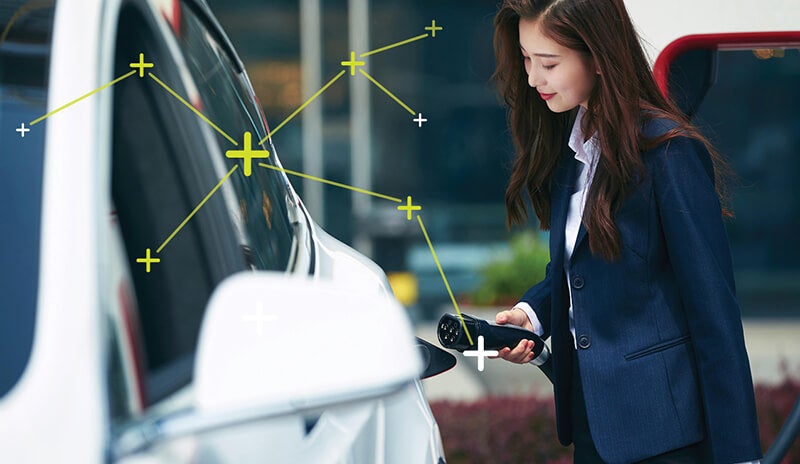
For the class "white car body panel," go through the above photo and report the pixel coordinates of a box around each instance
[0,0,445,462]
[0,1,111,462]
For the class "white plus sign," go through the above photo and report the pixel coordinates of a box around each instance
[241,302,278,336]
[463,335,499,372]
[16,123,30,138]
[413,113,427,128]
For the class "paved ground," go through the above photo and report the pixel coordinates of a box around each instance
[417,309,800,403]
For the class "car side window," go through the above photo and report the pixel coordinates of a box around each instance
[0,1,55,400]
[112,4,247,405]
[175,2,296,271]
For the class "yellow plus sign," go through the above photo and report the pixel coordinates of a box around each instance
[398,196,422,220]
[136,248,161,273]
[425,20,443,37]
[226,131,270,176]
[129,53,154,77]
[341,51,365,76]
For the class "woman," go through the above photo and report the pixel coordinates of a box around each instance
[490,1,762,463]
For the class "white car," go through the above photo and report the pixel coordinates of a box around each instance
[0,0,452,462]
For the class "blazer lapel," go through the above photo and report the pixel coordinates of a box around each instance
[550,144,578,270]
[571,223,588,265]
[549,143,579,392]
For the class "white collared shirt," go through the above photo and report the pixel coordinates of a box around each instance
[516,105,599,350]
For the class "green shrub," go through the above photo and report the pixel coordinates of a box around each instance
[470,232,550,306]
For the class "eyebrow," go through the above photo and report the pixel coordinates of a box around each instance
[519,44,560,58]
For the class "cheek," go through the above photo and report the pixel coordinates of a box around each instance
[561,68,592,95]
[579,74,597,98]
[575,66,597,95]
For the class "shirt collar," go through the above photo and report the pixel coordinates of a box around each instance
[568,106,600,167]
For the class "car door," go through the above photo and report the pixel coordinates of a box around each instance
[107,0,249,461]
[108,0,315,462]
[171,0,314,276]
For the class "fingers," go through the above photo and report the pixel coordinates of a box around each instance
[495,309,523,326]
[495,310,511,325]
[495,339,536,364]
[492,310,537,365]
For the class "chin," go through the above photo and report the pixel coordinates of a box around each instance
[546,104,572,114]
[545,99,583,114]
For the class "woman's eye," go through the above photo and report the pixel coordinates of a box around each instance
[542,64,556,70]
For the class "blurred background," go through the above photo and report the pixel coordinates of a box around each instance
[191,2,800,460]
[207,0,800,327]
[206,0,524,321]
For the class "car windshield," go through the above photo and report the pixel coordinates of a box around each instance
[0,1,55,397]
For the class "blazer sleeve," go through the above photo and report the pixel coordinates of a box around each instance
[652,136,762,463]
[517,261,553,339]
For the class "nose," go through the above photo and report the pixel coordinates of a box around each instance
[527,65,542,89]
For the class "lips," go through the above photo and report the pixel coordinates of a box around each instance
[539,92,556,100]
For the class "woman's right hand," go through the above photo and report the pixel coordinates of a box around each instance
[493,308,536,364]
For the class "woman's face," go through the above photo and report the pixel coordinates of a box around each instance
[519,17,598,113]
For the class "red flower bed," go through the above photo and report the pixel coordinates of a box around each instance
[431,374,800,464]
[430,392,572,464]
[755,372,800,464]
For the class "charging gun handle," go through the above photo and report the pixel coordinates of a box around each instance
[533,349,554,384]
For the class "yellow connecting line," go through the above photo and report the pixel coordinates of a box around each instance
[360,33,429,58]
[259,70,346,145]
[416,215,474,346]
[262,28,432,144]
[29,70,137,126]
[258,162,474,344]
[156,165,239,254]
[148,73,239,146]
[359,69,415,116]
[259,163,402,203]
[19,23,472,342]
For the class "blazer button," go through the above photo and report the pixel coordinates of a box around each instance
[572,275,585,289]
[578,335,591,349]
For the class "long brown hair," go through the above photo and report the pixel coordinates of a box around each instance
[494,0,732,261]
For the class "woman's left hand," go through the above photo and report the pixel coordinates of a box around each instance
[493,338,536,364]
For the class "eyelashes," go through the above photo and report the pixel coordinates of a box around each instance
[522,55,557,71]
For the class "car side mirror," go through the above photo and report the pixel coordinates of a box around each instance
[112,271,422,460]
[194,271,422,412]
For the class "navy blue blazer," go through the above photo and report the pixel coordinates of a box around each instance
[520,117,762,463]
